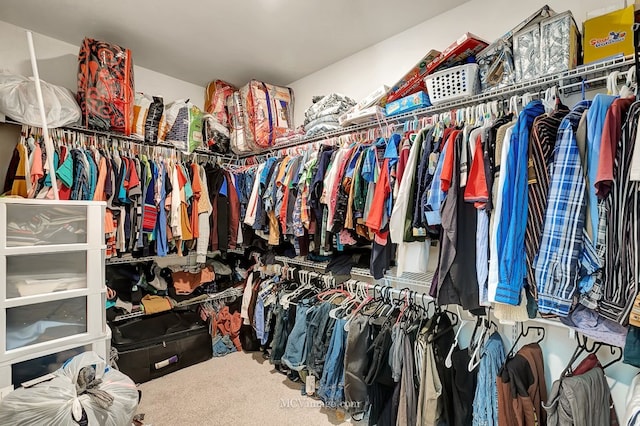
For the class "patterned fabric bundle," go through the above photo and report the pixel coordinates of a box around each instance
[77,38,134,134]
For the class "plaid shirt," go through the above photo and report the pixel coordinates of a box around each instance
[535,101,600,316]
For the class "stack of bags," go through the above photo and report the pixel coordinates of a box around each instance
[304,93,356,137]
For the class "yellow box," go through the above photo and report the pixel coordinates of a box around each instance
[583,5,635,64]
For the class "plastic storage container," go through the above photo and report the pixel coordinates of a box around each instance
[0,199,108,390]
[424,63,479,105]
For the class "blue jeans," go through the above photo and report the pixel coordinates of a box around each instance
[318,318,348,407]
[281,300,312,371]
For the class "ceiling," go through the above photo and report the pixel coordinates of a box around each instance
[0,0,467,87]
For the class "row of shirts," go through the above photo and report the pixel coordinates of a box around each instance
[3,137,242,260]
[231,95,640,326]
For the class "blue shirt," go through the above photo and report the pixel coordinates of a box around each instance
[586,94,616,238]
[495,100,545,305]
[424,141,448,226]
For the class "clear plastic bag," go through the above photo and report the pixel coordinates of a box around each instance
[0,351,138,426]
[0,72,81,128]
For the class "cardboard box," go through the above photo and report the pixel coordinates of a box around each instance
[385,92,431,116]
[356,85,389,111]
[339,106,385,127]
[425,33,489,75]
[584,5,635,64]
[383,49,440,105]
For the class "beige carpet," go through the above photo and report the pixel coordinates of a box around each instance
[137,351,356,426]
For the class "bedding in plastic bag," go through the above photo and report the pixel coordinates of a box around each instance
[0,351,138,426]
[0,73,81,128]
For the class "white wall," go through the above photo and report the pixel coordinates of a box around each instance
[288,0,627,126]
[0,20,204,106]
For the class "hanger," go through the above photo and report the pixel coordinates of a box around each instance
[505,322,546,359]
[620,66,637,98]
[467,315,491,371]
[601,345,623,370]
[542,87,558,113]
[445,306,471,368]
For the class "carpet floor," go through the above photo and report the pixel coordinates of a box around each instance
[137,351,355,426]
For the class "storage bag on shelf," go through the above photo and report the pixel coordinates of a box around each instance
[158,100,204,153]
[204,80,236,154]
[77,38,134,135]
[0,73,81,128]
[0,351,138,426]
[477,5,554,92]
[131,92,164,144]
[227,91,254,155]
[240,80,294,149]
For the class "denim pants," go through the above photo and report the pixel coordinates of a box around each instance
[318,318,348,407]
[270,302,290,365]
[304,302,335,378]
[281,300,312,371]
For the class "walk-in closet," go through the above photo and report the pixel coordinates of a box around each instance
[1,1,640,425]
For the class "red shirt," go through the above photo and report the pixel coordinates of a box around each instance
[595,97,634,198]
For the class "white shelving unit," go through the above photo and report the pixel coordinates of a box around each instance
[0,199,109,390]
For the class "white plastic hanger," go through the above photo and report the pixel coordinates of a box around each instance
[607,71,621,95]
[445,306,471,368]
[468,317,491,371]
[542,87,558,114]
[620,66,637,98]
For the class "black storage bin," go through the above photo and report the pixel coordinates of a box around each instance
[110,311,212,383]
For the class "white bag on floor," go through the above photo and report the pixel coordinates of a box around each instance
[0,351,138,426]
[0,72,81,128]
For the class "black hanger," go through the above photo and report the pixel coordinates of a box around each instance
[506,323,546,359]
[561,333,591,377]
[601,345,623,370]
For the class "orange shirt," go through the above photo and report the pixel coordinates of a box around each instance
[364,158,390,235]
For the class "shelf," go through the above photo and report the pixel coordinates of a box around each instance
[111,287,243,322]
[273,255,434,290]
[105,253,194,265]
[2,244,105,256]
[3,288,98,309]
[243,55,635,159]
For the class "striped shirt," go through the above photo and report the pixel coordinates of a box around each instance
[535,101,599,316]
[524,105,570,298]
[600,100,640,323]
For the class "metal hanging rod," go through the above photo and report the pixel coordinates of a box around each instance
[2,117,238,161]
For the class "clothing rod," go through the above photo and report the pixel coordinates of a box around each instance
[2,117,237,161]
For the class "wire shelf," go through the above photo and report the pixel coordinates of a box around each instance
[238,55,635,159]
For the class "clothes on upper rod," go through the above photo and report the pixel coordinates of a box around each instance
[2,127,241,261]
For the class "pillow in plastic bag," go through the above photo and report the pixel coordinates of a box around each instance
[0,72,81,128]
[0,351,138,426]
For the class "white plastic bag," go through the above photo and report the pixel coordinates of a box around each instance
[0,72,81,128]
[0,351,138,426]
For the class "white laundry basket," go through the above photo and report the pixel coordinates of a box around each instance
[425,63,479,104]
